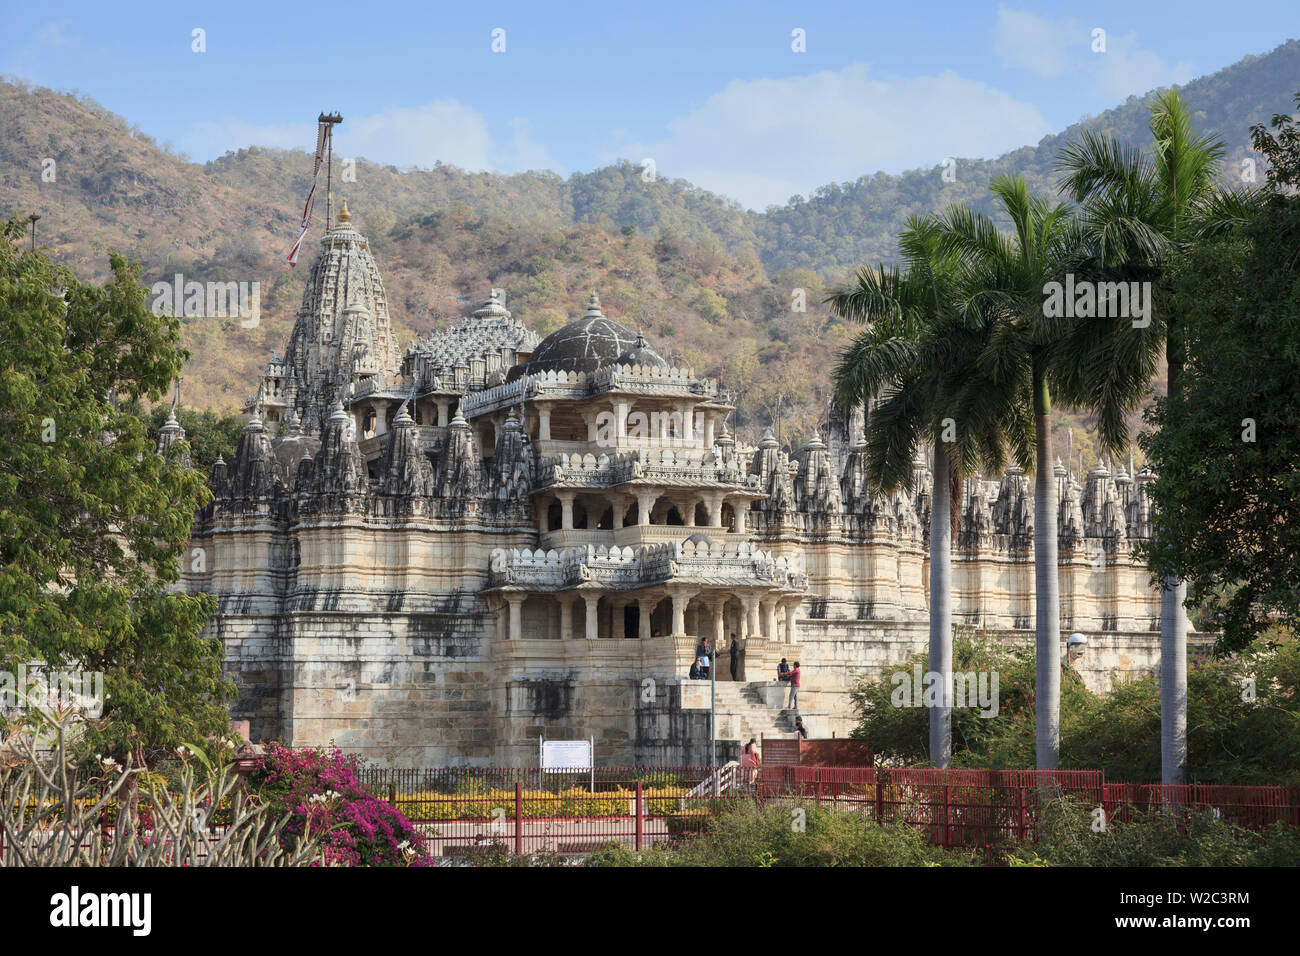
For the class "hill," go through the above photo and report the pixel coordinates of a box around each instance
[2,39,1297,454]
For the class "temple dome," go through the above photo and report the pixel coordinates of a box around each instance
[615,330,667,369]
[508,291,642,380]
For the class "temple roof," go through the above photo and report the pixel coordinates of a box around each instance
[508,292,643,381]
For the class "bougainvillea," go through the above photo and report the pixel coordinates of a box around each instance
[248,743,430,866]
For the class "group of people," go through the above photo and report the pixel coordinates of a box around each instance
[687,644,803,711]
[688,635,746,681]
[777,658,801,710]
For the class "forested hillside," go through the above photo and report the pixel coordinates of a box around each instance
[2,39,1296,452]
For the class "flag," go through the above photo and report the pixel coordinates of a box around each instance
[288,119,330,267]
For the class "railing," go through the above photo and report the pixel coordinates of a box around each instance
[358,766,1300,859]
[682,761,747,802]
[357,766,738,859]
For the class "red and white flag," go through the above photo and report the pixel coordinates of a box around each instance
[288,120,331,267]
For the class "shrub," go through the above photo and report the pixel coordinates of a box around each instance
[248,742,431,867]
[1008,795,1300,867]
[0,711,322,866]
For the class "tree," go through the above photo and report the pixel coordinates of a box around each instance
[1141,102,1300,652]
[934,175,1076,768]
[0,219,232,779]
[1055,90,1260,782]
[830,216,1032,767]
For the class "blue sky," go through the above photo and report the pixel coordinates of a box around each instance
[2,1,1296,209]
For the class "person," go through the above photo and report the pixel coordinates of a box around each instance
[729,635,740,681]
[689,658,701,680]
[786,661,801,710]
[740,738,761,787]
[698,645,711,680]
[793,716,808,740]
[777,658,791,682]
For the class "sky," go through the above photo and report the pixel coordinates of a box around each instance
[2,1,1296,210]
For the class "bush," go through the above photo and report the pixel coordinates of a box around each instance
[593,801,978,867]
[1010,795,1300,867]
[248,742,432,867]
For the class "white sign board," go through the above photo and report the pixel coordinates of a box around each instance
[541,739,592,771]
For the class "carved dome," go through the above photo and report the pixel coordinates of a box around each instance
[615,330,667,369]
[508,291,641,380]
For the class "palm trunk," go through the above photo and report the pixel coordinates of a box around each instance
[1161,332,1188,783]
[1160,579,1188,783]
[929,441,953,768]
[1033,367,1060,769]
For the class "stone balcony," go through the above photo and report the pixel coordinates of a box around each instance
[485,539,808,594]
[534,448,761,493]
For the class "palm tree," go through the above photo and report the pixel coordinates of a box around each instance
[830,217,1032,767]
[1054,89,1259,783]
[935,174,1077,769]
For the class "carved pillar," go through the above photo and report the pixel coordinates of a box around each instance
[559,492,575,530]
[537,405,551,442]
[639,600,651,640]
[508,596,523,641]
[762,598,777,640]
[707,493,724,528]
[713,599,726,647]
[612,498,624,531]
[583,594,599,640]
[784,601,798,644]
[560,597,573,641]
[615,400,629,440]
[704,414,715,449]
[637,492,655,526]
[684,499,696,527]
[743,594,760,640]
[670,592,686,636]
[437,401,449,427]
[734,500,747,534]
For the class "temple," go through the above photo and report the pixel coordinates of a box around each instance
[174,200,1176,766]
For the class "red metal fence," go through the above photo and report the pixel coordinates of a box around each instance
[357,766,1300,859]
[357,766,730,859]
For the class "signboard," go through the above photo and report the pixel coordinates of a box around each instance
[540,738,593,771]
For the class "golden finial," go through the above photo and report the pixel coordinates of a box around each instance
[338,198,352,224]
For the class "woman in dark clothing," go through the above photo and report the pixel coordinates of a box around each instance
[729,635,740,681]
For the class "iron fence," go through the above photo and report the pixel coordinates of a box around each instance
[360,765,1300,858]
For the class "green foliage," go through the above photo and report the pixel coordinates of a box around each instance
[851,630,1300,784]
[0,225,234,767]
[1141,111,1300,650]
[143,403,244,474]
[850,629,1088,768]
[1011,796,1300,867]
[0,709,320,866]
[586,801,976,867]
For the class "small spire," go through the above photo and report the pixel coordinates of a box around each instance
[338,198,352,224]
[585,290,602,316]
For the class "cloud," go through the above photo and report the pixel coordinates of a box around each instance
[993,6,1074,77]
[181,100,555,174]
[4,19,79,84]
[993,6,1193,98]
[607,63,1051,210]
